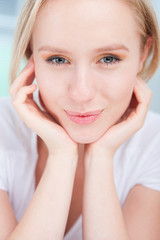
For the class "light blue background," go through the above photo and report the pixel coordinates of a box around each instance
[0,0,160,113]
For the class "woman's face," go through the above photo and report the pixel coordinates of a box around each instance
[32,0,146,143]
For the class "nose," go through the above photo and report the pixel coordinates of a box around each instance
[68,66,96,103]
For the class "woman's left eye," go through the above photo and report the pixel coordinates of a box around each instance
[98,55,122,65]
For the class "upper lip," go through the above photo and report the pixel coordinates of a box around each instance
[65,110,104,116]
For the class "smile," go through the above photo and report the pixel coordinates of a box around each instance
[64,110,104,125]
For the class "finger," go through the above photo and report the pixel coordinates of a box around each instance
[38,92,60,124]
[135,78,152,104]
[38,91,48,112]
[9,57,35,97]
[12,84,47,135]
[112,79,152,139]
[119,78,151,135]
[133,78,152,121]
[12,84,37,106]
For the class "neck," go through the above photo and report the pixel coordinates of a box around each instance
[77,143,85,170]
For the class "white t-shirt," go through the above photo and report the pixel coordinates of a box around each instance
[0,97,160,240]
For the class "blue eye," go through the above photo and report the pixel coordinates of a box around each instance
[46,56,69,66]
[99,55,122,65]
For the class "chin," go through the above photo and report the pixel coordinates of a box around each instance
[64,128,105,144]
[71,137,96,144]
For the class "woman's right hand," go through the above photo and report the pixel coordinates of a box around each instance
[9,57,78,156]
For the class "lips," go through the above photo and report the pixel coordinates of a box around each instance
[65,110,103,116]
[64,110,103,125]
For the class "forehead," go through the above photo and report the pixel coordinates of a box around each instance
[33,0,140,51]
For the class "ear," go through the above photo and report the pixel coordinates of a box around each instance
[29,40,33,52]
[138,37,153,73]
[26,40,33,59]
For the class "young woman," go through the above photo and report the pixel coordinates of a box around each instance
[0,0,160,239]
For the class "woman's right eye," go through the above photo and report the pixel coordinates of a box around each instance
[45,56,69,67]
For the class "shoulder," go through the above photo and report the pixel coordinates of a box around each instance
[0,97,36,153]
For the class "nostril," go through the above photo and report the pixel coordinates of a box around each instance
[68,74,96,103]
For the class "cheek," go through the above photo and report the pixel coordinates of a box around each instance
[34,64,67,102]
[101,53,140,99]
[100,71,137,124]
[101,71,136,102]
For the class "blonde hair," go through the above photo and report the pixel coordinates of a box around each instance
[10,0,160,83]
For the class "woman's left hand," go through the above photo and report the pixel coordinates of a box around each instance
[85,77,152,157]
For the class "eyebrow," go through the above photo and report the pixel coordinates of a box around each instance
[38,44,129,54]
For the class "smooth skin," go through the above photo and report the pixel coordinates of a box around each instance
[0,58,159,240]
[0,0,160,239]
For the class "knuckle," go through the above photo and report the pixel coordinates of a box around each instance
[135,121,143,131]
[20,86,26,93]
[12,90,24,107]
[146,93,152,107]
[12,93,19,104]
[147,87,152,96]
[12,98,19,108]
[9,85,15,96]
[142,89,152,108]
[149,89,152,99]
[134,114,145,131]
[137,122,143,130]
[12,96,23,111]
[145,99,151,109]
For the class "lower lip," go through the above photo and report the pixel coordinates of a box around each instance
[65,111,103,125]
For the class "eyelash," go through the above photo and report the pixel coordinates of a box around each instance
[45,55,122,67]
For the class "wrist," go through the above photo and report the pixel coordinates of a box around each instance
[85,144,114,159]
[48,148,78,165]
[48,142,78,157]
[84,145,114,170]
